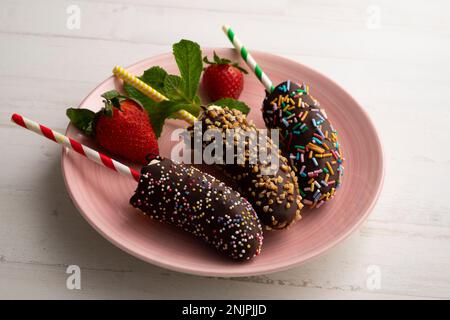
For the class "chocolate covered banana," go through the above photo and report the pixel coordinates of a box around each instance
[221,26,344,209]
[188,106,303,230]
[130,157,263,261]
[262,81,344,208]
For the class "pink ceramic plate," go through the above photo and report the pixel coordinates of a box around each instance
[61,49,384,277]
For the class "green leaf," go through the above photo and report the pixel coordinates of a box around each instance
[101,90,121,100]
[66,108,96,136]
[193,95,201,110]
[142,105,166,138]
[231,63,248,74]
[123,69,197,137]
[210,98,250,115]
[101,90,126,116]
[158,101,196,117]
[203,51,247,73]
[123,67,168,107]
[141,66,168,94]
[172,39,202,100]
[213,51,231,64]
[175,102,201,118]
[124,82,158,109]
[203,56,212,64]
[115,40,204,137]
[123,83,167,135]
[144,101,197,137]
[163,74,186,102]
[110,98,122,110]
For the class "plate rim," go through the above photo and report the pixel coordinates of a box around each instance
[61,49,385,277]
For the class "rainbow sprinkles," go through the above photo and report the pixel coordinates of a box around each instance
[263,81,344,209]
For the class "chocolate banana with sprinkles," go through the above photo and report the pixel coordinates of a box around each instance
[220,27,344,209]
[262,81,344,208]
[188,106,303,230]
[130,157,263,261]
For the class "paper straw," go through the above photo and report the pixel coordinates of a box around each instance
[112,66,197,125]
[11,113,140,182]
[222,25,274,93]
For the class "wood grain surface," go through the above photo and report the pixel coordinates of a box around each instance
[0,0,449,299]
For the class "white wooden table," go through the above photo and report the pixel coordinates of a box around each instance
[1,0,449,299]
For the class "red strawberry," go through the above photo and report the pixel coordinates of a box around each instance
[95,100,158,164]
[202,52,247,101]
[67,91,159,165]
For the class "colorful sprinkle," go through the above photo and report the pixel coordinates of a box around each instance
[262,81,344,208]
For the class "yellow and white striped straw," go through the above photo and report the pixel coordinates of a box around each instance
[112,66,197,125]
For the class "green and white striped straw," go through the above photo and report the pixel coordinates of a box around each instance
[222,25,275,93]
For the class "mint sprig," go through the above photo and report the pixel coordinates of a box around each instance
[163,75,186,102]
[141,66,167,93]
[124,40,203,136]
[122,40,250,138]
[173,39,203,100]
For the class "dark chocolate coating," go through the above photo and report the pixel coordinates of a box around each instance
[129,157,263,261]
[188,106,303,230]
[262,81,344,208]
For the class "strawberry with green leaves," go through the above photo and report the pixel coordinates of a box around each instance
[66,91,159,165]
[202,52,248,101]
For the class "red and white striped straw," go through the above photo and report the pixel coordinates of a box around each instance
[11,113,140,182]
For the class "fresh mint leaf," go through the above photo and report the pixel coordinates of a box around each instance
[210,98,250,115]
[157,101,195,117]
[118,40,204,136]
[141,66,168,94]
[166,102,201,119]
[123,67,168,106]
[66,108,96,136]
[172,39,202,100]
[123,83,167,135]
[193,96,201,109]
[143,105,167,138]
[147,100,199,136]
[123,71,195,136]
[163,75,186,102]
[124,82,158,109]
